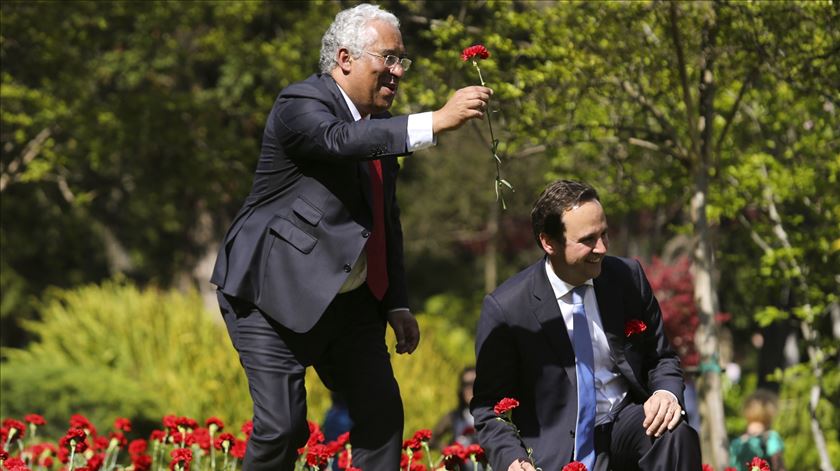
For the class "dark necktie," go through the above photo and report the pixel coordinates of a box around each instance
[366,159,388,300]
[572,285,596,469]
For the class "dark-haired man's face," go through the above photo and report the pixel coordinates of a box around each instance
[542,200,609,285]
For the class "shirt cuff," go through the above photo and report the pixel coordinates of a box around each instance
[406,112,435,151]
[653,389,679,405]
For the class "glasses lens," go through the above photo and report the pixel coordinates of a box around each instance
[383,55,399,68]
[380,54,411,72]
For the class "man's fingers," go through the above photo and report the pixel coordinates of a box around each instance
[507,459,536,471]
[645,400,668,436]
[667,407,684,430]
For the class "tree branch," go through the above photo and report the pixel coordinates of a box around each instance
[0,127,52,192]
[668,1,701,159]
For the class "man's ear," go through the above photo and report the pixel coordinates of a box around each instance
[539,232,559,255]
[337,48,353,74]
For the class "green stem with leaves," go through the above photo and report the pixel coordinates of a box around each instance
[471,60,513,209]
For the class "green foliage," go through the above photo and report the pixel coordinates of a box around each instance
[0,1,340,340]
[0,280,252,437]
[773,364,840,468]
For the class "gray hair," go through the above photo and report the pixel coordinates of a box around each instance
[319,3,400,74]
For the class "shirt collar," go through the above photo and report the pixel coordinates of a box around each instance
[544,257,594,301]
[336,83,368,122]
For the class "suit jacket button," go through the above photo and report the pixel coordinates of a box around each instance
[362,230,370,238]
[343,264,352,273]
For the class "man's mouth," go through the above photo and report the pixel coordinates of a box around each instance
[381,79,398,95]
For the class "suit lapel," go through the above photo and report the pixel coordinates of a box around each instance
[530,261,578,386]
[320,75,376,216]
[594,268,639,386]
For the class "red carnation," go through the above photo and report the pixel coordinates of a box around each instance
[114,418,132,432]
[466,444,486,464]
[215,433,236,452]
[400,450,425,470]
[132,454,152,471]
[190,428,212,451]
[748,457,770,471]
[60,428,89,453]
[494,397,520,416]
[441,443,466,469]
[402,436,422,451]
[562,462,588,471]
[174,416,197,432]
[412,429,432,443]
[69,414,96,436]
[241,420,253,438]
[461,44,490,62]
[337,449,351,469]
[128,439,148,457]
[724,467,737,471]
[205,417,224,432]
[336,431,350,447]
[702,465,714,471]
[107,432,127,450]
[169,448,193,471]
[149,430,166,443]
[87,453,105,471]
[302,443,333,468]
[624,319,647,337]
[2,420,25,442]
[231,439,247,459]
[24,414,46,426]
[0,449,9,461]
[93,435,110,451]
[2,457,27,471]
[163,415,179,432]
[306,420,325,447]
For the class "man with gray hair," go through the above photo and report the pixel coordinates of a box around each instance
[211,3,491,469]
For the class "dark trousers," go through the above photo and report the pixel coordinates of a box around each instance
[593,401,702,471]
[218,286,403,471]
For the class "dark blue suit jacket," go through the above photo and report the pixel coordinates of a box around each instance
[211,74,410,333]
[471,256,685,471]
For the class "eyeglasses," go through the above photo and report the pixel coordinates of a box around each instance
[365,51,412,72]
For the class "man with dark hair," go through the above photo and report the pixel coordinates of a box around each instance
[472,180,702,471]
[211,4,491,469]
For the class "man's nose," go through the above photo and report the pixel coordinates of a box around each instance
[389,63,406,78]
[594,236,608,253]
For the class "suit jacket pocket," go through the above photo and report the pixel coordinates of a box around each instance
[268,216,317,254]
[292,196,323,226]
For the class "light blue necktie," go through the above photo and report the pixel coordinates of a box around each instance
[571,285,596,470]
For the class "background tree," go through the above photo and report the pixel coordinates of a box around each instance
[408,1,838,468]
[1,1,837,467]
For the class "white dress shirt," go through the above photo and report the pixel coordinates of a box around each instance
[544,259,629,425]
[334,85,434,300]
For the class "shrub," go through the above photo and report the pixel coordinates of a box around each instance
[0,280,478,441]
[0,280,252,437]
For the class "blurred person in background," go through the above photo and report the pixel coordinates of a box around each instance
[728,389,786,471]
[431,366,478,450]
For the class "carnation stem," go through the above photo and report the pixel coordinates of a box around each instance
[422,442,435,470]
[472,61,512,209]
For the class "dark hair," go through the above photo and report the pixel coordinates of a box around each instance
[530,180,600,248]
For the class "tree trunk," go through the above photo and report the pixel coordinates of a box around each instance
[690,177,729,469]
